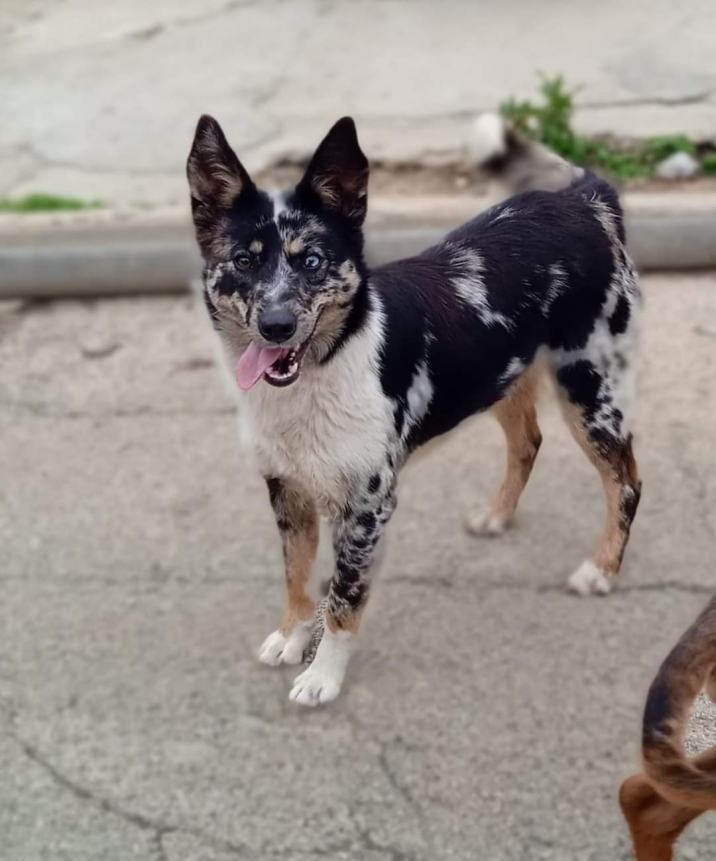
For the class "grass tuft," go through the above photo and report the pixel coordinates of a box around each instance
[701,153,716,176]
[500,75,705,181]
[0,193,102,213]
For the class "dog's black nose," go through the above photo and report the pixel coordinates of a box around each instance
[258,307,297,343]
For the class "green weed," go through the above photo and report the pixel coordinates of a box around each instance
[500,76,704,181]
[0,193,102,213]
[701,153,716,176]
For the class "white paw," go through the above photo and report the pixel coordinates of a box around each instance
[465,509,509,537]
[258,630,287,665]
[288,626,352,707]
[289,664,342,707]
[567,560,613,596]
[258,622,312,666]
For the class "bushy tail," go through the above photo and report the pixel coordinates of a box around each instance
[469,113,584,194]
[640,595,716,810]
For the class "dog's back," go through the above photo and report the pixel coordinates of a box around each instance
[372,125,637,453]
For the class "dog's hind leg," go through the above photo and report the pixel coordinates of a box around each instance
[620,741,716,860]
[619,772,703,861]
[553,366,641,596]
[258,478,319,666]
[466,367,542,537]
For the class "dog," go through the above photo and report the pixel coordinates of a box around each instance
[186,112,642,706]
[620,595,716,860]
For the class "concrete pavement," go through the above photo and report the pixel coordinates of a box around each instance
[2,274,716,859]
[1,0,716,208]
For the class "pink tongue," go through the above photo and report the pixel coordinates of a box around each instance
[236,342,286,390]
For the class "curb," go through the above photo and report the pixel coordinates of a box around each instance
[1,194,714,298]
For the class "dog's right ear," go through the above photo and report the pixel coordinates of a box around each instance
[186,115,253,209]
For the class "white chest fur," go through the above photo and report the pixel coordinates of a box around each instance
[239,305,394,511]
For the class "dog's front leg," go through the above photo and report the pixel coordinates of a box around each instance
[289,476,396,706]
[258,478,318,666]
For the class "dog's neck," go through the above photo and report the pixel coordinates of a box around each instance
[315,272,373,366]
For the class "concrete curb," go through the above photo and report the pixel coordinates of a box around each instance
[1,194,714,298]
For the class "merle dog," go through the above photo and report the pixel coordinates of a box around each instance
[186,113,641,706]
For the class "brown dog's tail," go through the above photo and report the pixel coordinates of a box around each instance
[468,113,584,194]
[640,595,716,810]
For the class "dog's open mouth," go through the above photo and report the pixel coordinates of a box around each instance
[236,338,311,391]
[263,345,302,387]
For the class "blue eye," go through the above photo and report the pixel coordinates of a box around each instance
[304,253,322,271]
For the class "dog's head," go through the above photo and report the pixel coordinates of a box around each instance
[187,115,369,390]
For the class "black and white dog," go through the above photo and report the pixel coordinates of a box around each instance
[186,114,641,706]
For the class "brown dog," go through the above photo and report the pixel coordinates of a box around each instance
[620,596,716,859]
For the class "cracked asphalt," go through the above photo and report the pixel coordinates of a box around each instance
[1,273,716,860]
[2,0,716,207]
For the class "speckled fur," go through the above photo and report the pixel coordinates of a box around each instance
[186,113,642,705]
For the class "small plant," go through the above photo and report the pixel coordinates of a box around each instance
[642,135,695,163]
[0,193,102,213]
[500,75,705,181]
[701,153,716,176]
[501,75,587,164]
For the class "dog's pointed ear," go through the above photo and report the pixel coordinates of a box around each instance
[298,117,369,225]
[187,115,253,209]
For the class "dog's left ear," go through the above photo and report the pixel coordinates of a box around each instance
[298,117,369,225]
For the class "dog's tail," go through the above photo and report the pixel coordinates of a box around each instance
[469,113,584,194]
[638,594,716,810]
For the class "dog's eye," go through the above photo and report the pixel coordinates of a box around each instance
[234,252,252,271]
[304,253,322,271]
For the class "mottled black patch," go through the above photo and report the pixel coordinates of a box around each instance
[393,402,406,438]
[326,487,396,626]
[556,360,601,415]
[620,482,641,529]
[265,478,291,531]
[609,294,631,336]
[642,672,673,746]
[214,268,246,297]
[556,359,632,451]
[357,511,376,533]
[202,287,219,329]
[367,473,381,494]
[318,279,370,365]
[374,258,429,413]
[331,579,366,614]
[265,477,282,508]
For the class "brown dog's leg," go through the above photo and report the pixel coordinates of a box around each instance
[258,478,318,666]
[557,398,641,595]
[620,746,716,860]
[619,773,700,861]
[466,368,542,536]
